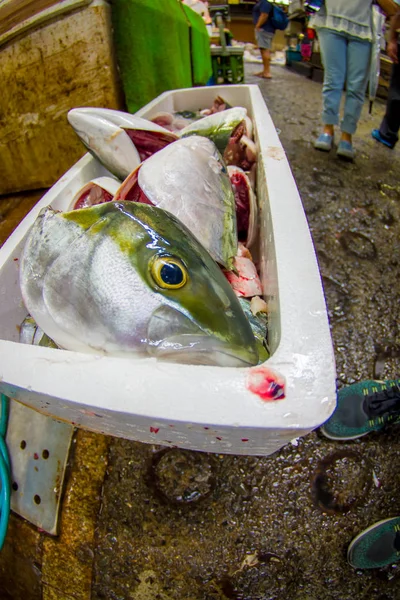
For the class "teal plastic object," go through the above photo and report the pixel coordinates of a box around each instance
[111,0,193,113]
[286,49,302,66]
[181,4,212,86]
[0,394,10,551]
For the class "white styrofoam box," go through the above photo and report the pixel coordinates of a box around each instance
[0,85,336,456]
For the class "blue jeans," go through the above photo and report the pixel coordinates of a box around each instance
[318,28,372,134]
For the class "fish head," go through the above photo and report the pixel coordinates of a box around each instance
[25,201,258,366]
[67,109,141,179]
[133,136,238,270]
[180,107,248,155]
[68,107,177,169]
[69,201,258,366]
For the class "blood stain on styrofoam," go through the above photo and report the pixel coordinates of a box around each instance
[246,367,286,401]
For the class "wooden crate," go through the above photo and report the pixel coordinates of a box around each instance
[0,0,123,195]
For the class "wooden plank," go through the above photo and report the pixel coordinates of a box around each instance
[0,1,123,195]
[0,0,92,47]
[42,431,109,600]
[0,191,45,244]
[0,0,61,35]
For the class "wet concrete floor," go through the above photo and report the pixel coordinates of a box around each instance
[0,63,399,599]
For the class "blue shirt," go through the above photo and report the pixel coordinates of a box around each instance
[252,0,275,34]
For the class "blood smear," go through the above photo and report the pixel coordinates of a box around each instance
[246,367,285,401]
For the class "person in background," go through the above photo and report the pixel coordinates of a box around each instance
[181,0,212,24]
[320,377,400,569]
[310,0,396,160]
[252,0,275,79]
[372,8,400,148]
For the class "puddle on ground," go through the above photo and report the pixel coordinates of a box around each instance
[311,450,372,514]
[339,230,377,259]
[149,449,215,504]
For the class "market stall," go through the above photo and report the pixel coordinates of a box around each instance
[208,1,245,84]
[227,0,289,50]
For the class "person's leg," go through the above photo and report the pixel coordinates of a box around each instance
[314,28,347,150]
[255,31,273,78]
[341,35,372,139]
[375,44,400,147]
[259,48,271,78]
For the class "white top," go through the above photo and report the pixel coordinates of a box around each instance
[182,0,209,17]
[309,0,374,41]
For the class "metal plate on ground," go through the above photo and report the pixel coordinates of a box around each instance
[6,399,74,535]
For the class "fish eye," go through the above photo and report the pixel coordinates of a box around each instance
[151,256,187,290]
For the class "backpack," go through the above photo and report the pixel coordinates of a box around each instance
[270,5,289,31]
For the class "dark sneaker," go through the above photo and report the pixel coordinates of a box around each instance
[320,379,400,440]
[371,129,395,149]
[348,517,400,569]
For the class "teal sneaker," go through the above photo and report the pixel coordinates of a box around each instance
[320,379,400,440]
[348,517,400,569]
[337,140,355,160]
[314,133,333,152]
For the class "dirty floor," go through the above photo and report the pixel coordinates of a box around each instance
[0,64,399,600]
